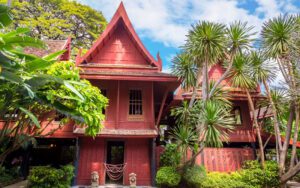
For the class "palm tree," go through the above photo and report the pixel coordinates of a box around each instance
[229,53,266,167]
[209,21,255,98]
[249,51,282,162]
[171,53,198,90]
[185,21,227,107]
[170,125,198,163]
[261,14,298,178]
[197,100,235,148]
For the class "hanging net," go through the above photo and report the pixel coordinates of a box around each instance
[104,163,127,181]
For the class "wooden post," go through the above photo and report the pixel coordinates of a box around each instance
[73,137,80,185]
[116,80,120,128]
[150,138,156,186]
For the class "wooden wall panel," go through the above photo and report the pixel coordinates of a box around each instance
[124,139,151,186]
[77,138,105,185]
[195,148,255,172]
[92,23,148,66]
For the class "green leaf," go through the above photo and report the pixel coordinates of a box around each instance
[19,107,40,128]
[23,84,35,98]
[43,50,66,61]
[25,58,55,72]
[1,36,45,49]
[3,28,31,38]
[0,70,23,84]
[64,81,85,101]
[0,5,13,29]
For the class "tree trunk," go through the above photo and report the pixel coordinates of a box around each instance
[263,80,281,163]
[290,107,299,168]
[263,80,283,151]
[246,89,265,167]
[279,103,295,176]
[208,53,234,98]
[189,70,202,108]
[281,161,300,183]
[202,61,208,102]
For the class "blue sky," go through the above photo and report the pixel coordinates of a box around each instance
[78,0,299,72]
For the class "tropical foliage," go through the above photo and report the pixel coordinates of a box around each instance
[170,7,300,185]
[28,165,75,188]
[0,5,108,164]
[1,0,107,48]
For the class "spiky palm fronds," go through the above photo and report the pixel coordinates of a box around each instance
[171,101,198,127]
[198,100,235,148]
[227,21,255,54]
[185,21,227,65]
[208,81,232,109]
[261,15,297,58]
[229,53,256,89]
[171,53,198,89]
[249,51,277,83]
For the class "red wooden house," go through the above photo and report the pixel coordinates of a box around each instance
[3,2,289,187]
[74,2,179,186]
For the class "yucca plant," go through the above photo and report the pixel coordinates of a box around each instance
[170,125,198,163]
[197,100,234,148]
[209,21,255,97]
[171,52,198,90]
[229,53,266,167]
[261,14,300,181]
[185,21,227,106]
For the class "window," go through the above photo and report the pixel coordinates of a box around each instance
[129,90,142,115]
[232,107,242,125]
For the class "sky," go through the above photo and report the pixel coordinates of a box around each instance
[78,0,300,73]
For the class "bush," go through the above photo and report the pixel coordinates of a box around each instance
[182,165,206,188]
[201,160,279,188]
[0,166,19,186]
[241,160,279,187]
[160,143,181,167]
[156,166,181,188]
[201,172,253,188]
[28,165,74,188]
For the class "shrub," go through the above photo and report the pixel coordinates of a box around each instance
[160,143,181,167]
[0,166,19,186]
[28,165,75,188]
[241,160,279,187]
[201,172,253,188]
[182,165,206,188]
[156,166,181,188]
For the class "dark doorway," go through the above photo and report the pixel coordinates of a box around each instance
[105,141,125,185]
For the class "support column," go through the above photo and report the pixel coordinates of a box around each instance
[150,138,156,186]
[73,137,80,185]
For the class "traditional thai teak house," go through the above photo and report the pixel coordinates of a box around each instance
[74,3,179,186]
[4,2,288,187]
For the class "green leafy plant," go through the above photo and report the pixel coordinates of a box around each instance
[28,165,74,188]
[182,165,206,188]
[159,143,181,167]
[156,166,181,188]
[201,172,253,188]
[241,160,280,187]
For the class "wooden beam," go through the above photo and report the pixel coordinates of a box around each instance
[156,87,169,127]
[116,80,120,128]
[151,82,155,129]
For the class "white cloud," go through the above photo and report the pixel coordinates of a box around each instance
[78,0,298,48]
